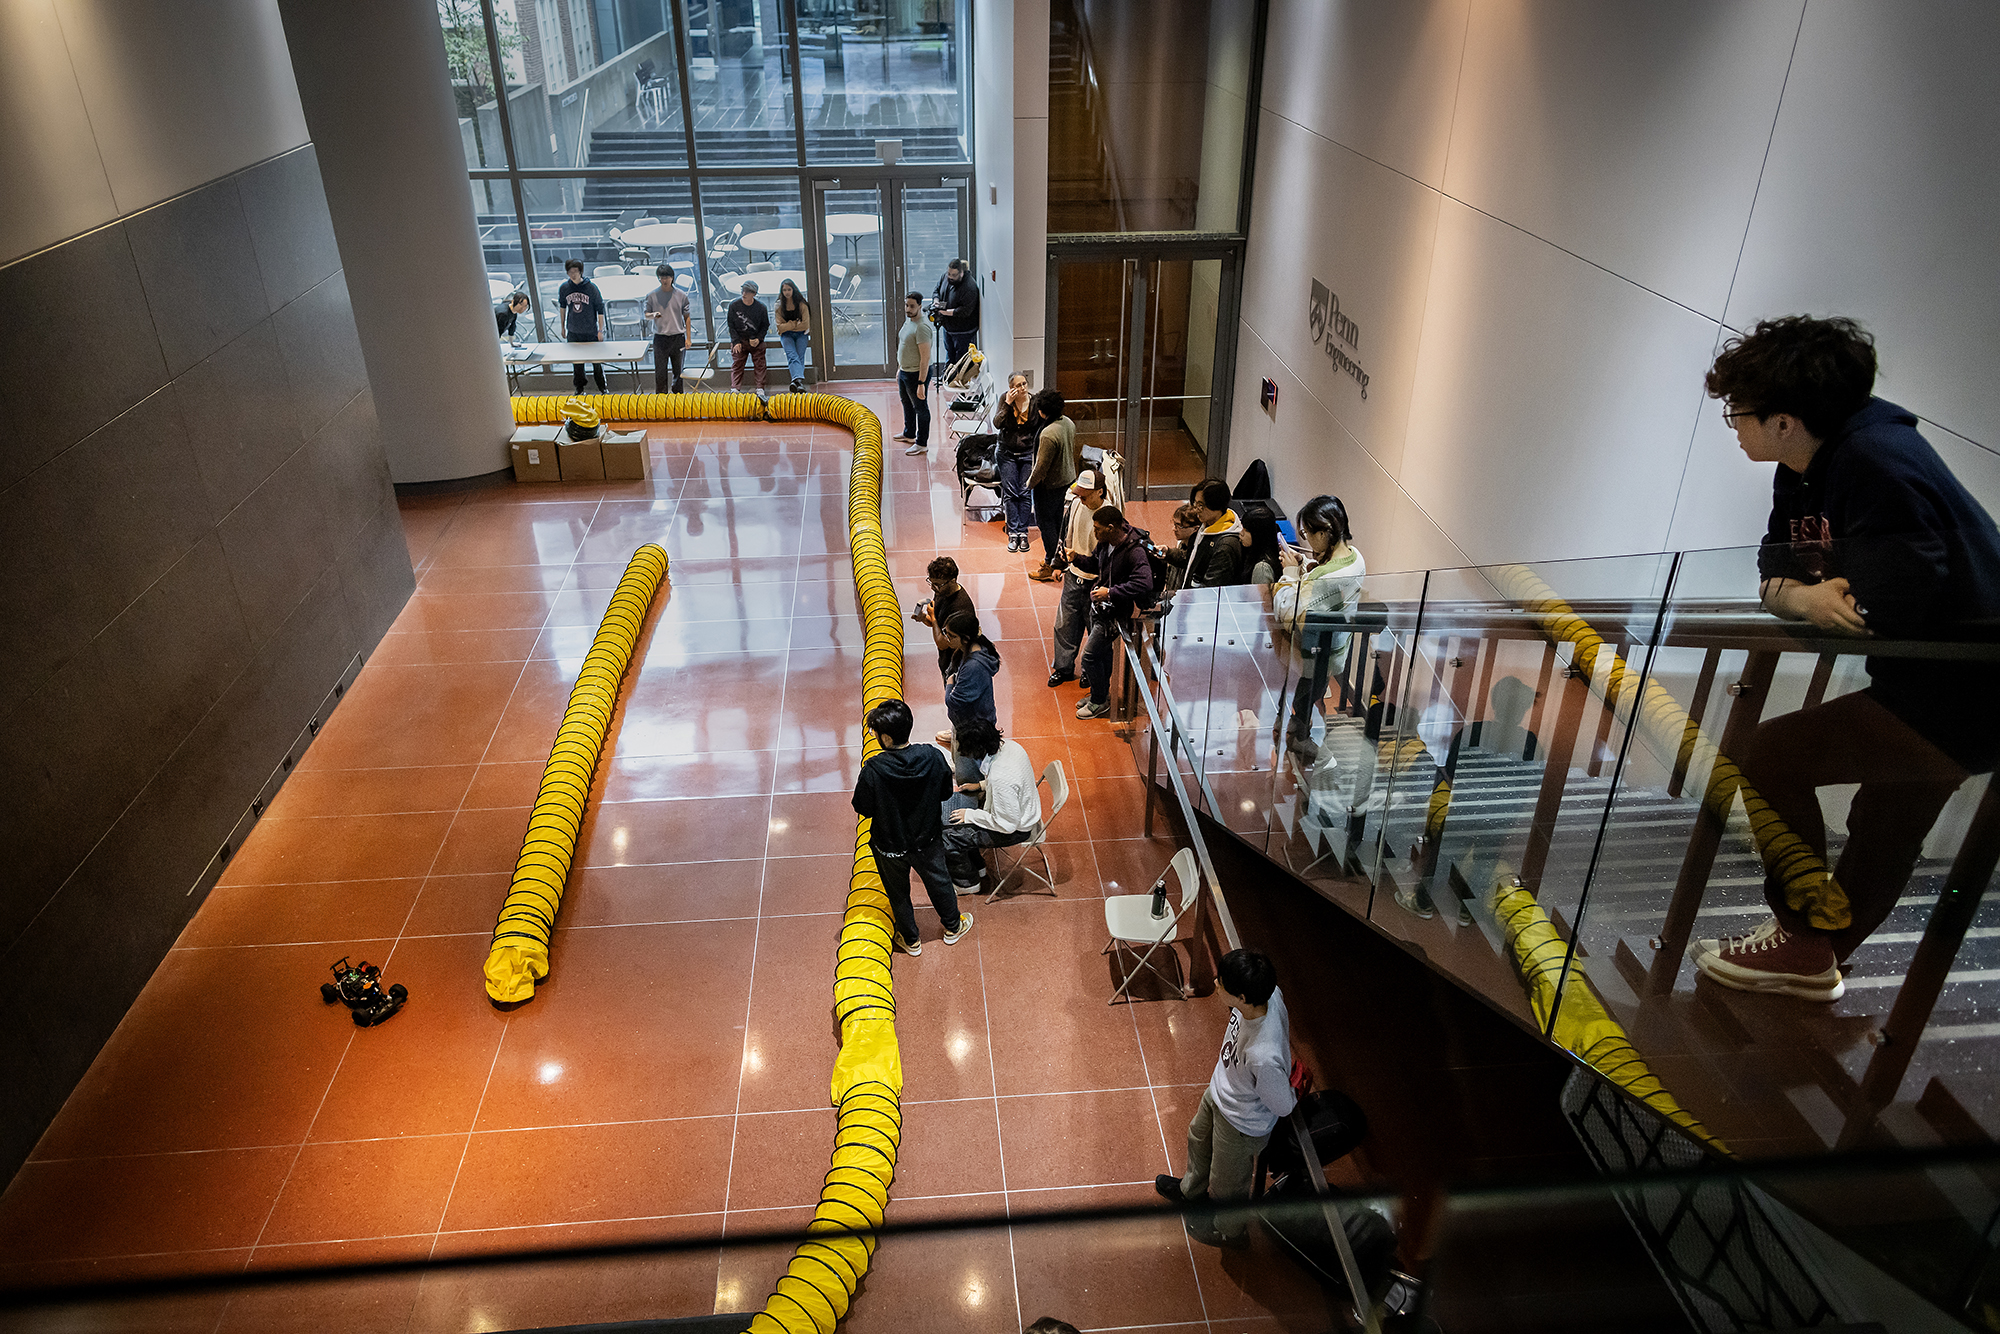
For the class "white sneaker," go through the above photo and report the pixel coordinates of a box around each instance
[943,912,974,945]
[892,433,915,442]
[893,932,922,956]
[1690,915,1780,963]
[905,442,928,455]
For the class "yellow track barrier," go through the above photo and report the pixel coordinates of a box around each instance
[1489,565,1847,929]
[484,543,669,1003]
[500,391,902,1331]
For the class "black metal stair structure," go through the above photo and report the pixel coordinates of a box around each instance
[580,127,965,218]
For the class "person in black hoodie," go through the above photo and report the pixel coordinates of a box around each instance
[1694,315,2000,1001]
[557,259,607,392]
[728,279,771,390]
[1071,505,1157,720]
[852,698,973,954]
[934,259,981,367]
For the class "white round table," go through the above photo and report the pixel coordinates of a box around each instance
[593,273,694,302]
[619,222,711,248]
[740,227,806,255]
[824,213,881,240]
[719,270,811,296]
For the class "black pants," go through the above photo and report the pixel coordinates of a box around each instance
[898,370,930,445]
[1740,689,1970,958]
[942,792,1035,886]
[1033,484,1067,562]
[873,838,963,943]
[945,328,975,368]
[652,333,686,393]
[1081,614,1127,706]
[568,332,606,391]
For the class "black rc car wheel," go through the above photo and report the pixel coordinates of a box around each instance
[320,983,341,1004]
[389,983,408,1002]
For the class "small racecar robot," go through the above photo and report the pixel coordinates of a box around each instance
[320,956,408,1027]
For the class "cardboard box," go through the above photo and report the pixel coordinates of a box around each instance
[600,429,651,481]
[556,436,605,480]
[510,438,561,482]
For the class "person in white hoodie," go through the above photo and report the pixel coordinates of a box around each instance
[1155,949,1296,1246]
[1272,494,1365,754]
[941,719,1043,891]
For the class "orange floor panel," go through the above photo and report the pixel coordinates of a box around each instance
[0,384,1331,1333]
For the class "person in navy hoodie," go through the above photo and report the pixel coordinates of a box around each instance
[1695,315,2000,1001]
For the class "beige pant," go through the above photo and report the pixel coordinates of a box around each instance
[1179,1088,1271,1238]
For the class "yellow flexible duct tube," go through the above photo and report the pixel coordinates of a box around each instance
[1489,872,1725,1151]
[484,543,669,1003]
[1487,565,1847,929]
[749,391,904,1334]
[497,391,906,1330]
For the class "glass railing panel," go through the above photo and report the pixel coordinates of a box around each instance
[1572,541,2000,1158]
[1353,554,1678,1040]
[1147,583,1230,820]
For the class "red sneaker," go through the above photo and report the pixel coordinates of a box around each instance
[1694,926,1842,1001]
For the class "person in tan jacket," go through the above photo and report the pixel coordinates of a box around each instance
[775,279,811,393]
[1026,389,1078,576]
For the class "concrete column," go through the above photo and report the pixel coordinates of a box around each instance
[276,0,516,483]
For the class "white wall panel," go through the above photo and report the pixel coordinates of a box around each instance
[1237,114,1442,478]
[1726,0,2000,451]
[1258,0,1467,189]
[1444,0,1801,320]
[1398,200,1717,566]
[0,0,117,264]
[973,0,1017,359]
[55,0,307,216]
[1231,324,1465,577]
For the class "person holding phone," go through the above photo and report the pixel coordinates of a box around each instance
[996,373,1038,552]
[1274,494,1365,754]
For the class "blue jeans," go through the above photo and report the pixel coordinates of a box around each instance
[998,451,1035,534]
[897,370,930,445]
[780,331,808,384]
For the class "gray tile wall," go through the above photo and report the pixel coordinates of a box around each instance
[0,145,413,1179]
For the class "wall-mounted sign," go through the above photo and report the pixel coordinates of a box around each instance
[1309,280,1369,399]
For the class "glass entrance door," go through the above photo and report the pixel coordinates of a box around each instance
[1051,254,1232,498]
[811,177,970,379]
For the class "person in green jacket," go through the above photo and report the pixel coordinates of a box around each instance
[895,292,933,455]
[1027,388,1078,576]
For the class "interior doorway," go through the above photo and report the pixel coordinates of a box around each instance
[809,175,970,378]
[1048,249,1239,498]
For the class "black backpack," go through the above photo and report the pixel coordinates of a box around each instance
[1127,526,1171,606]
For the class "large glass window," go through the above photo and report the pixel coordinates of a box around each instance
[798,0,970,162]
[441,0,971,377]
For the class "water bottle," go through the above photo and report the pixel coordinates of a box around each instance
[1149,875,1169,920]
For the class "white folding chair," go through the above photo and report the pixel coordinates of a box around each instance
[988,762,1068,897]
[593,264,625,278]
[1102,848,1199,1004]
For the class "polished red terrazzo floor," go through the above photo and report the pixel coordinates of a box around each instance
[0,384,1336,1333]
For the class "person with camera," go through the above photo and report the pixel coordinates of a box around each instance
[911,556,976,683]
[1043,468,1113,687]
[1070,505,1157,720]
[1274,495,1365,754]
[933,258,981,368]
[996,372,1040,552]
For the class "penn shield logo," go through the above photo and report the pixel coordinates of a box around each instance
[1308,279,1368,399]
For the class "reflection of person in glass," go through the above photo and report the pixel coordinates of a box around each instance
[1695,316,2000,1000]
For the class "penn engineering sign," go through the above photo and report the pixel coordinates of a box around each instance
[1309,279,1369,399]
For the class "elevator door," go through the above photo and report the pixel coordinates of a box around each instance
[1051,254,1230,499]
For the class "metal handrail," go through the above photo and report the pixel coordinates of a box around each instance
[1117,629,1382,1334]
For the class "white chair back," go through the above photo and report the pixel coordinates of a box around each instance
[592,264,624,278]
[1041,762,1068,830]
[1167,847,1200,915]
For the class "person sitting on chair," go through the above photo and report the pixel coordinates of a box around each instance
[942,719,1042,895]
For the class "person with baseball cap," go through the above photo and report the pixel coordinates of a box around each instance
[1042,465,1113,686]
[727,278,770,391]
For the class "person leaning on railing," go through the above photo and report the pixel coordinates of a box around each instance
[1273,494,1365,759]
[1070,505,1157,721]
[1695,314,2000,1001]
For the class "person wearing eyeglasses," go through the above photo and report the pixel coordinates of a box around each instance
[910,555,976,683]
[1694,315,2000,1002]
